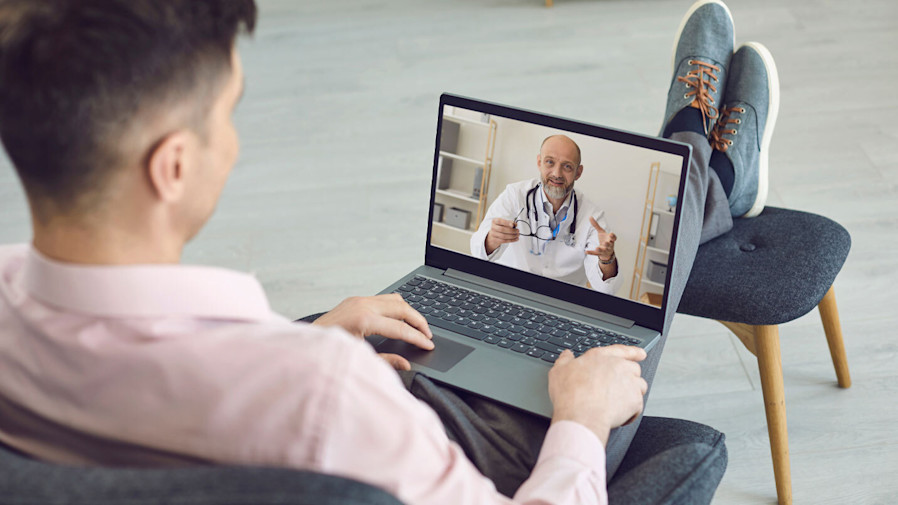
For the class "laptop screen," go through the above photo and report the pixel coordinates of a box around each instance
[426,95,689,327]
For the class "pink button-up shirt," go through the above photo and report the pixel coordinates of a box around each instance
[0,244,607,505]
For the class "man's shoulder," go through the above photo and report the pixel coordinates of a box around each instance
[485,179,537,214]
[0,243,28,260]
[495,178,538,203]
[0,243,29,279]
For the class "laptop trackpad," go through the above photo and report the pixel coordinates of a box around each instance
[372,335,474,373]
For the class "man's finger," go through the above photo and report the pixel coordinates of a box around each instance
[596,344,647,362]
[493,218,516,228]
[489,234,520,245]
[370,316,435,350]
[491,221,517,231]
[381,295,433,339]
[490,229,520,240]
[553,349,575,367]
[379,353,412,371]
[589,216,606,234]
[586,250,611,257]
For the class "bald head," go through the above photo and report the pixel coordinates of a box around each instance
[540,135,581,166]
[537,134,583,203]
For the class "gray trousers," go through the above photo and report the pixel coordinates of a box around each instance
[396,131,733,498]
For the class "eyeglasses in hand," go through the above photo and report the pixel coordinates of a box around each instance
[513,207,567,242]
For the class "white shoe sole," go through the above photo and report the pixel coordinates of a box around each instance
[670,0,736,68]
[739,41,780,218]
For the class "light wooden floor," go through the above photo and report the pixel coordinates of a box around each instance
[1,0,896,503]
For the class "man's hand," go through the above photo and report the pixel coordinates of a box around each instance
[586,217,616,261]
[547,345,648,446]
[313,294,434,371]
[485,218,520,255]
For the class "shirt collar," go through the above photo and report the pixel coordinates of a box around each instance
[22,246,275,321]
[537,182,573,221]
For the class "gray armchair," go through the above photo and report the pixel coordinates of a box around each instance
[0,416,726,505]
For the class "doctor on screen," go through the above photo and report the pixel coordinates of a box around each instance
[470,135,621,294]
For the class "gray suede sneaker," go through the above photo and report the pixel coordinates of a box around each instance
[709,42,780,218]
[660,0,735,137]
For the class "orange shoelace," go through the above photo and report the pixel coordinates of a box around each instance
[676,60,721,133]
[709,105,745,152]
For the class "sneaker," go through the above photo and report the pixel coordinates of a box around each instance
[709,42,780,218]
[660,0,735,137]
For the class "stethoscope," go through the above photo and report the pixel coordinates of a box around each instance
[522,183,578,255]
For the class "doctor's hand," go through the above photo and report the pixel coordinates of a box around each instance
[586,217,617,261]
[485,218,520,255]
[313,294,434,370]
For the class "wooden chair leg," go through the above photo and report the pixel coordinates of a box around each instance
[718,320,757,356]
[754,324,792,505]
[545,0,553,6]
[818,286,851,388]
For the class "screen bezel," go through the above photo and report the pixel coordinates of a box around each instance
[425,93,691,333]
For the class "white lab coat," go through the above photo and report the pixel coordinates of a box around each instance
[470,178,622,294]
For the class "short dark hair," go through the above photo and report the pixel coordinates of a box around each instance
[0,0,257,218]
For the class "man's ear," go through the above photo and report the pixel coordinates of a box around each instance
[536,153,542,168]
[575,165,584,181]
[146,131,191,202]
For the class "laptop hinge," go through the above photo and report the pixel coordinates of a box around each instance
[443,269,635,329]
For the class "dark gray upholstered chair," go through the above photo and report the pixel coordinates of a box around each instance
[0,416,727,505]
[677,207,852,505]
[0,440,404,505]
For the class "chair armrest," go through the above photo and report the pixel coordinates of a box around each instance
[608,416,727,505]
[0,443,404,505]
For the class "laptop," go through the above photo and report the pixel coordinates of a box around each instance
[367,93,691,418]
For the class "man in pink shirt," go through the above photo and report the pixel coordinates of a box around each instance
[0,0,746,503]
[0,1,648,504]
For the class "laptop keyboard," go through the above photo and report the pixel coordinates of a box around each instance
[395,276,640,364]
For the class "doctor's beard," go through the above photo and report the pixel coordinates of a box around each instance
[543,177,574,201]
